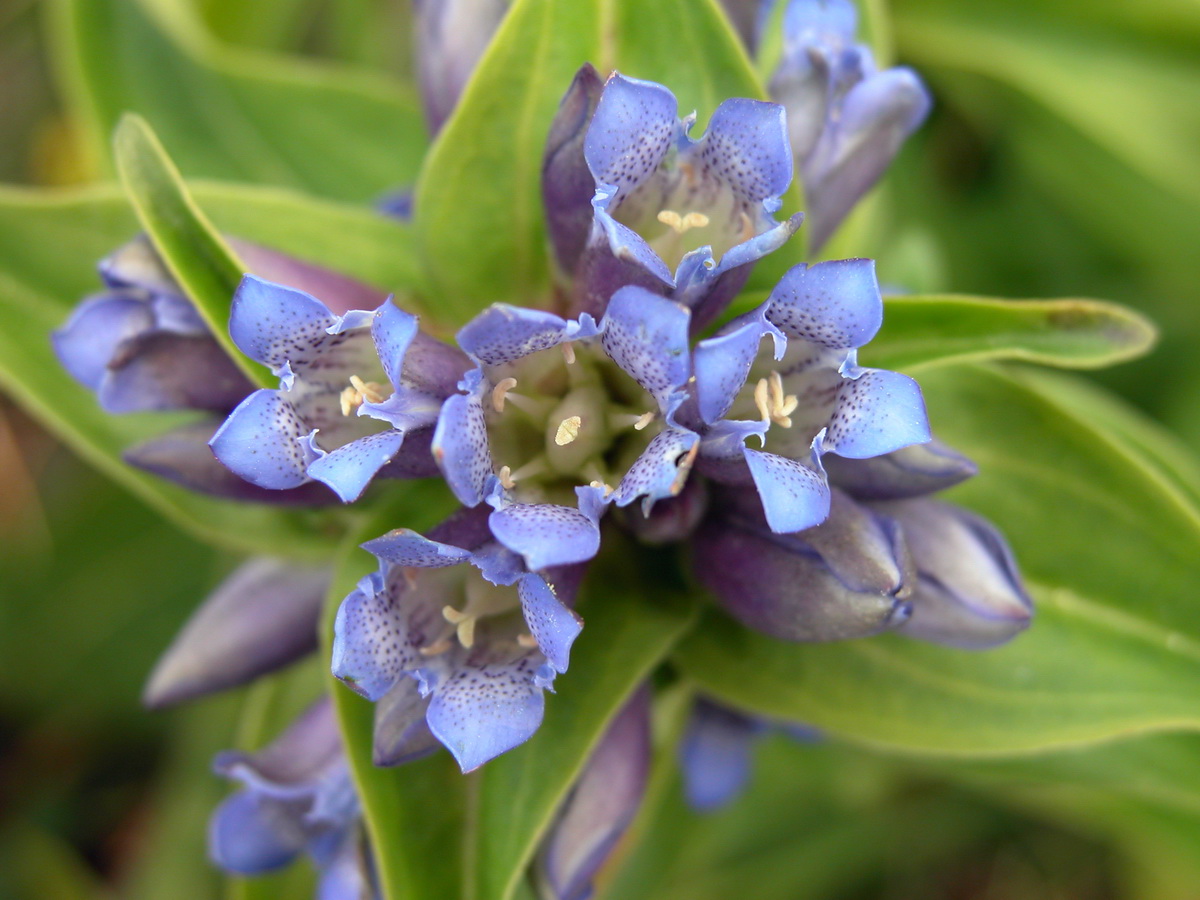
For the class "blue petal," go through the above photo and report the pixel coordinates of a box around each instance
[362,528,472,568]
[488,502,601,571]
[702,97,794,208]
[744,448,830,532]
[517,573,583,673]
[371,299,419,390]
[585,73,679,207]
[209,792,303,874]
[210,389,317,489]
[614,428,700,512]
[316,836,374,900]
[331,574,416,701]
[766,259,883,349]
[693,311,784,424]
[823,368,931,459]
[53,293,152,390]
[305,430,406,502]
[426,653,546,772]
[432,387,492,506]
[783,0,858,45]
[456,304,589,366]
[373,678,439,766]
[228,275,336,376]
[601,286,691,405]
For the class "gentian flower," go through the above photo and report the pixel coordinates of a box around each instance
[691,257,931,535]
[769,0,932,249]
[545,71,804,331]
[210,698,377,899]
[332,505,588,772]
[53,235,391,502]
[210,275,469,502]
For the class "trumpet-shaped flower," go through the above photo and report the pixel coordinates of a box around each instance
[210,275,468,502]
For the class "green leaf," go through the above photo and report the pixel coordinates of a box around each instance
[414,0,779,324]
[0,184,336,556]
[674,365,1200,754]
[864,293,1158,371]
[466,582,696,900]
[49,0,426,202]
[114,114,270,389]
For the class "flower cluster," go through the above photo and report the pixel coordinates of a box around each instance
[52,4,1028,893]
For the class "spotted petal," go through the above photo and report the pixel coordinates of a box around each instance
[518,573,583,673]
[614,427,700,513]
[601,286,691,406]
[693,310,784,424]
[229,275,336,376]
[488,502,601,571]
[210,389,317,489]
[766,258,883,350]
[426,650,548,772]
[305,430,409,502]
[823,367,931,459]
[432,386,492,506]
[362,528,473,568]
[744,447,830,533]
[331,572,432,701]
[584,73,679,208]
[457,304,597,366]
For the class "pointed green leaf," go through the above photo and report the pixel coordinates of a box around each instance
[114,114,270,389]
[675,365,1200,754]
[467,582,696,900]
[864,293,1157,371]
[50,0,426,202]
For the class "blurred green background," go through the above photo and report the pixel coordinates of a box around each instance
[2,0,1199,897]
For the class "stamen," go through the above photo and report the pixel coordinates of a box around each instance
[561,342,576,365]
[350,375,387,404]
[339,386,361,417]
[419,638,453,657]
[754,377,771,423]
[509,456,548,483]
[633,411,656,431]
[670,442,701,495]
[491,377,518,413]
[555,415,583,446]
[442,605,477,649]
[517,634,539,649]
[498,465,516,490]
[682,211,710,230]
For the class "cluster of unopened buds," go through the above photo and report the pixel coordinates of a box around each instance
[53,1,1032,896]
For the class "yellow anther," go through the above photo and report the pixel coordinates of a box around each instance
[516,633,539,649]
[755,372,799,428]
[491,377,518,413]
[588,479,616,498]
[657,209,710,234]
[339,386,361,417]
[498,465,516,490]
[657,210,684,231]
[442,605,478,649]
[443,605,469,624]
[561,342,577,365]
[670,442,701,495]
[555,415,583,446]
[754,377,772,423]
[349,375,387,404]
[633,411,656,431]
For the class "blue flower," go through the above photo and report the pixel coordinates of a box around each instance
[414,0,509,134]
[210,698,377,900]
[769,0,932,249]
[210,275,469,503]
[544,71,804,331]
[331,505,587,772]
[691,257,931,535]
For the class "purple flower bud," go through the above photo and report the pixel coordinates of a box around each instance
[143,557,330,708]
[693,487,913,641]
[875,498,1034,649]
[415,0,509,134]
[539,686,651,900]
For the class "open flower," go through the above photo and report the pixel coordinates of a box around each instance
[331,505,587,771]
[545,71,804,331]
[692,257,931,535]
[209,698,376,899]
[210,275,468,502]
[769,0,932,249]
